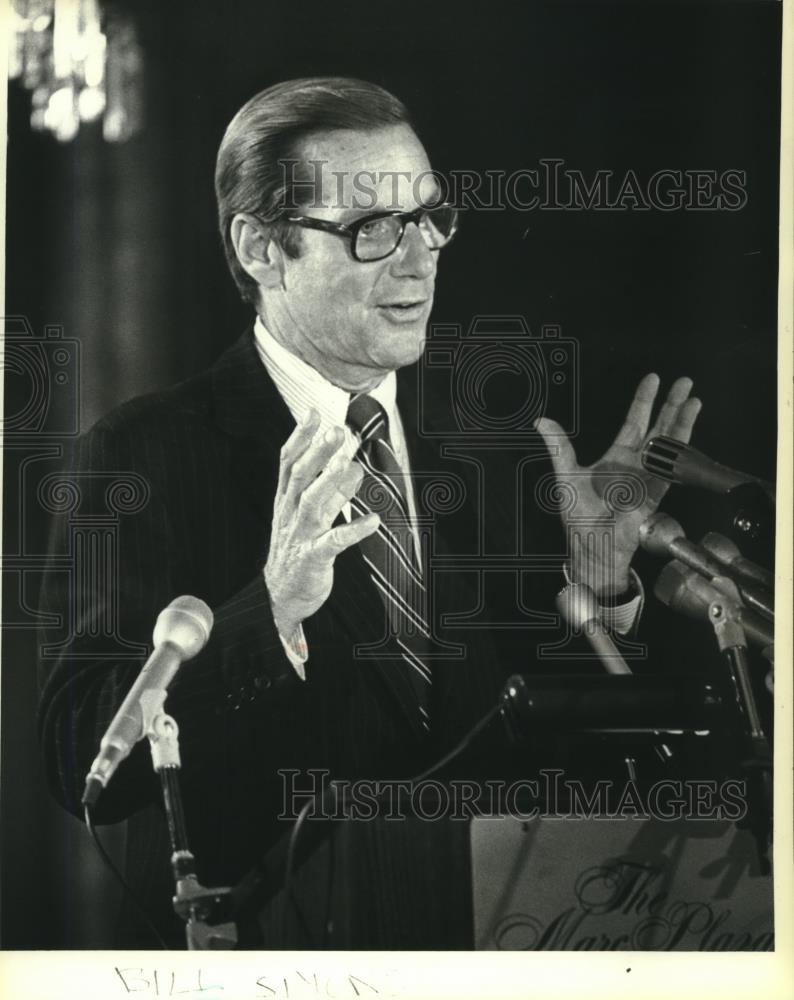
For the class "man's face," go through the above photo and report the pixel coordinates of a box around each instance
[264,124,440,392]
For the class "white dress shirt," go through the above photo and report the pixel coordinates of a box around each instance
[253,316,422,537]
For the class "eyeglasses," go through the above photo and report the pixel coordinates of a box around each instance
[284,203,459,262]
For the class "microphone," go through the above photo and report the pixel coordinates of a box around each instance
[700,532,774,591]
[641,435,774,500]
[654,560,774,652]
[82,596,214,806]
[556,583,632,675]
[639,513,773,621]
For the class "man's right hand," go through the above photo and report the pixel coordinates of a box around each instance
[264,408,380,638]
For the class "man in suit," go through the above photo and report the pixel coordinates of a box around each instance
[37,77,701,948]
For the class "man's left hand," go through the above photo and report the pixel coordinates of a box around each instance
[535,373,702,599]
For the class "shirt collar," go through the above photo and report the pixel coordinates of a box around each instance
[253,315,397,430]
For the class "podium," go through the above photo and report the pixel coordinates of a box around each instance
[171,678,773,950]
[232,807,773,950]
[471,815,773,950]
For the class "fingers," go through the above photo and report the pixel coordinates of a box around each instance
[668,395,702,444]
[650,376,694,438]
[613,373,661,448]
[614,374,702,450]
[282,420,346,509]
[278,408,321,484]
[299,451,364,528]
[313,512,381,559]
[534,417,579,475]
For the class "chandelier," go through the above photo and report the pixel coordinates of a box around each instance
[7,0,144,142]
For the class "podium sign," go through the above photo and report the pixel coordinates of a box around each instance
[471,817,773,950]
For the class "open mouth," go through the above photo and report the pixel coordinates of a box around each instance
[378,300,428,322]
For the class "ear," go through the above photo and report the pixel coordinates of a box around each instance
[229,213,286,290]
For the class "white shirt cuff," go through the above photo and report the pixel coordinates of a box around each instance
[563,566,644,635]
[600,583,643,635]
[278,624,308,680]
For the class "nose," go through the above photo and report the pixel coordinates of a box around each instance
[389,222,437,280]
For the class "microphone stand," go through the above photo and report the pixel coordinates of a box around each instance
[702,579,772,874]
[556,583,678,780]
[142,690,238,950]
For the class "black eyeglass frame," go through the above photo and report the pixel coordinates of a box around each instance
[283,202,459,262]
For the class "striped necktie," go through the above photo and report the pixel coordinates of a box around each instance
[346,393,432,733]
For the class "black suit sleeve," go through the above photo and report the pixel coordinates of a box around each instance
[36,418,302,825]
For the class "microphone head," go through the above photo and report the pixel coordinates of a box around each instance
[700,531,741,565]
[655,559,774,647]
[639,512,684,557]
[654,559,713,618]
[653,559,689,609]
[153,595,214,659]
[556,582,600,629]
[642,435,762,495]
[701,531,774,590]
[641,435,691,484]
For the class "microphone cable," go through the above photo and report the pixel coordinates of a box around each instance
[84,804,169,950]
[408,703,502,784]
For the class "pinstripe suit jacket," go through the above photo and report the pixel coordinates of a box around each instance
[37,329,523,943]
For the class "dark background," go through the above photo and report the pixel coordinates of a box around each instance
[2,0,781,948]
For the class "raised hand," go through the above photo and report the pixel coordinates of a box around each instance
[535,374,702,598]
[264,409,380,637]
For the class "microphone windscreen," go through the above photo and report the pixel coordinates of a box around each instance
[641,435,686,484]
[152,595,214,659]
[639,512,685,557]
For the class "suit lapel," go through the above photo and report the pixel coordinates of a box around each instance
[210,331,294,525]
[209,330,424,736]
